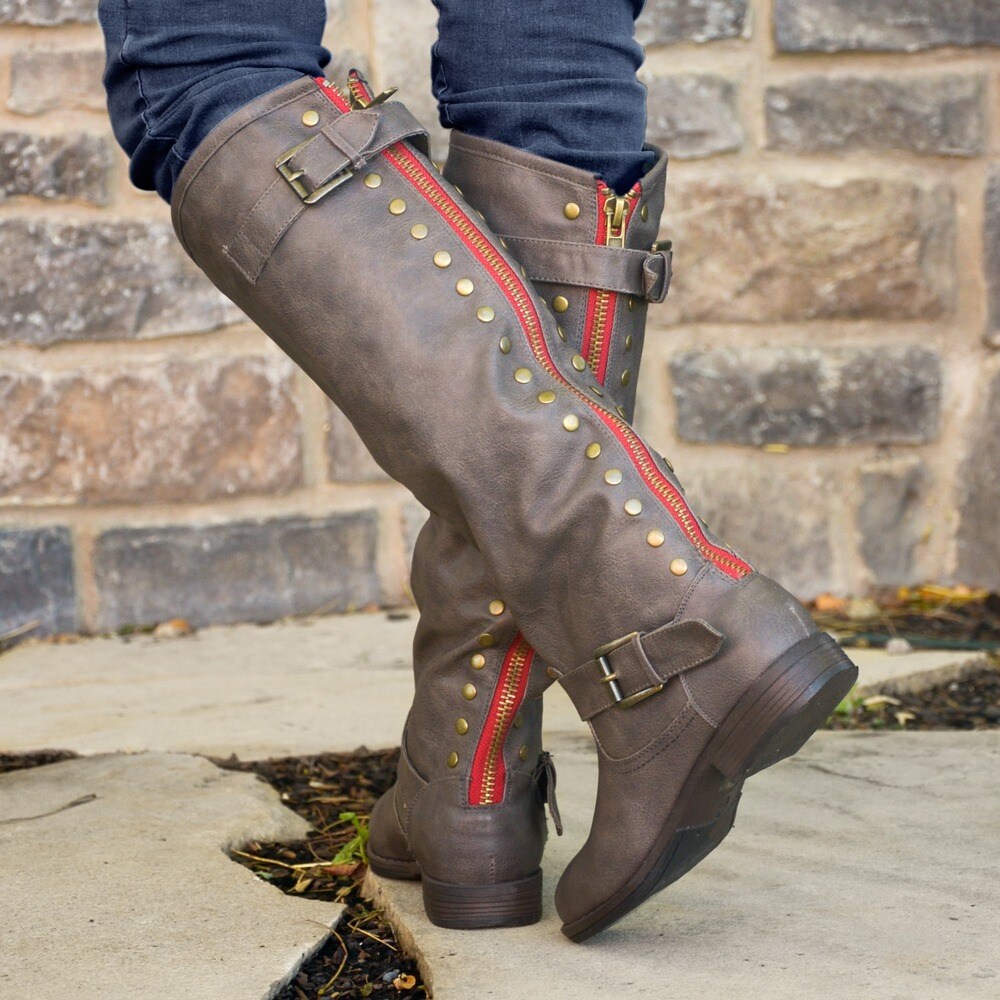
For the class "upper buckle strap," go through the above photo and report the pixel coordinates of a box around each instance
[500,235,674,303]
[275,102,428,205]
[226,99,429,284]
[556,619,724,722]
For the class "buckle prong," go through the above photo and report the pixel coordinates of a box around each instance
[593,631,664,710]
[276,138,354,205]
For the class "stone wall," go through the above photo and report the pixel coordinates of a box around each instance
[2,0,998,639]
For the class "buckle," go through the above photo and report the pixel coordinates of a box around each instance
[276,138,354,205]
[593,631,664,710]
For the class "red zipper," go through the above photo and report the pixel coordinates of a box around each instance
[468,633,534,805]
[581,184,639,385]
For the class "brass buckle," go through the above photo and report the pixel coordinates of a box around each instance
[276,138,354,205]
[593,631,664,710]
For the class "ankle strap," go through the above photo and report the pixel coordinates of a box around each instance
[554,619,724,721]
[501,236,673,303]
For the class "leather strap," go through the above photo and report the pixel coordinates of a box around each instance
[557,619,724,721]
[226,103,429,283]
[501,236,673,303]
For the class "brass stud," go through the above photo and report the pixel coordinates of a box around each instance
[552,296,570,313]
[624,498,643,516]
[546,666,559,680]
[617,405,628,419]
[647,529,666,548]
[513,713,524,729]
[571,355,587,372]
[564,202,581,220]
[477,633,495,648]
[489,599,506,616]
[590,386,604,397]
[447,751,459,768]
[456,278,475,296]
[557,326,567,342]
[499,336,512,354]
[471,653,486,669]
[302,109,321,127]
[364,173,382,189]
[605,468,623,485]
[537,390,556,404]
[433,250,452,268]
[625,333,634,351]
[499,237,509,249]
[478,306,496,323]
[627,297,636,312]
[389,198,406,215]
[518,745,529,762]
[640,204,649,222]
[514,368,533,384]
[563,414,580,432]
[621,369,632,387]
[410,223,428,240]
[586,442,602,459]
[670,558,689,577]
[456,719,469,735]
[462,683,478,700]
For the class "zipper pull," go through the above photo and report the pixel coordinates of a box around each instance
[533,751,563,836]
[604,194,628,249]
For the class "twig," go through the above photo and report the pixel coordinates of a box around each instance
[346,922,396,951]
[0,793,97,825]
[317,927,349,996]
[0,619,42,645]
[230,849,337,872]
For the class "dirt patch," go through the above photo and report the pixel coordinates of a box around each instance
[217,750,426,1000]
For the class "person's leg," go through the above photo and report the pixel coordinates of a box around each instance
[431,0,653,193]
[98,0,330,201]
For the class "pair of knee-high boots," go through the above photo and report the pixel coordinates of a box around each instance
[171,73,857,942]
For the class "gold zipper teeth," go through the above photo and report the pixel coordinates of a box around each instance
[587,291,611,375]
[480,643,531,804]
[386,147,748,578]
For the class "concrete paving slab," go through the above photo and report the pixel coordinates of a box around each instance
[366,731,1000,1000]
[0,613,418,758]
[0,753,340,1000]
[0,614,971,759]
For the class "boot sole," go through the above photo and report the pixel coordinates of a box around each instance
[562,632,858,942]
[368,853,544,930]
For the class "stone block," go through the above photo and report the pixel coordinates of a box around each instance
[774,0,1000,52]
[670,346,942,446]
[0,131,112,203]
[858,458,929,586]
[766,75,985,157]
[985,168,1000,348]
[9,50,107,115]
[0,219,242,346]
[638,0,748,46]
[0,527,76,638]
[955,368,1000,588]
[0,358,303,504]
[93,512,381,630]
[0,0,96,25]
[661,178,954,323]
[645,75,743,159]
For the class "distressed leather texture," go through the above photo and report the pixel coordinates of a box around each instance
[171,78,824,929]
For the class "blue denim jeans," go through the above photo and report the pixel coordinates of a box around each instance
[99,0,652,203]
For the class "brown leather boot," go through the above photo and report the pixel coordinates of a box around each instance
[367,131,671,928]
[171,74,857,944]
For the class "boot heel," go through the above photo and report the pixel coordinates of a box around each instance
[422,870,543,929]
[711,633,858,782]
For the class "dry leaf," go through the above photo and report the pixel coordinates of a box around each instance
[814,593,847,615]
[324,861,361,878]
[292,876,313,893]
[153,618,193,638]
[862,695,902,709]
